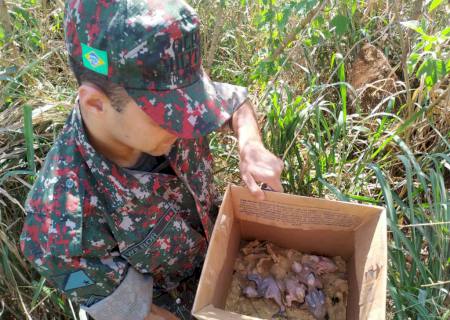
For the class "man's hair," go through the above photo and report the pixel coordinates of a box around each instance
[68,56,131,112]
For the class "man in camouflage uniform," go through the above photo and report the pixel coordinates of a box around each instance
[20,1,283,319]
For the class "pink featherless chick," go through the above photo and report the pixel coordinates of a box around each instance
[284,276,306,307]
[316,256,338,275]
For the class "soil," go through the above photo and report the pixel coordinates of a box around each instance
[347,43,398,113]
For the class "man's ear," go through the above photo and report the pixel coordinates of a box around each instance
[78,83,110,114]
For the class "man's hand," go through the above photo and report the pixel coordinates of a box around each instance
[232,100,284,200]
[239,140,284,200]
[145,304,180,320]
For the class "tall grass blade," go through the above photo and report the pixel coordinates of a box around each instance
[23,105,36,175]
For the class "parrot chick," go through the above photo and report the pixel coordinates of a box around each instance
[305,288,327,320]
[234,254,248,274]
[243,253,268,274]
[305,272,323,289]
[247,273,286,314]
[241,240,263,255]
[266,243,285,263]
[270,256,291,280]
[326,294,346,320]
[284,277,306,307]
[256,257,274,277]
[296,268,323,290]
[333,256,347,273]
[301,254,320,268]
[334,278,348,295]
[316,256,338,275]
[301,254,338,275]
[291,261,303,273]
[285,249,303,263]
[242,285,260,298]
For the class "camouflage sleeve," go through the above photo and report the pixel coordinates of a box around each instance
[21,226,129,306]
[216,95,249,133]
[213,81,248,111]
[21,236,154,319]
[20,209,126,306]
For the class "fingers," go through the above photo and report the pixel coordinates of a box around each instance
[242,172,266,201]
[260,176,283,193]
[252,162,284,193]
[238,142,284,199]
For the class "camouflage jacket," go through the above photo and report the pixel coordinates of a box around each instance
[20,104,218,308]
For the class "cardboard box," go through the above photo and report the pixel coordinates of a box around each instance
[192,185,387,320]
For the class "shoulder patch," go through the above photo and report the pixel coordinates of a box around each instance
[64,270,95,291]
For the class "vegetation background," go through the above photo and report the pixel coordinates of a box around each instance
[0,0,449,319]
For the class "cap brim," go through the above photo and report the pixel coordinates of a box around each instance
[126,70,248,139]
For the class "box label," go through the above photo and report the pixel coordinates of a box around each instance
[239,199,362,229]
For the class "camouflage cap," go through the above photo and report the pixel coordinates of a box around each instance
[64,0,248,138]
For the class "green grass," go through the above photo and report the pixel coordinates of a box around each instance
[1,0,449,319]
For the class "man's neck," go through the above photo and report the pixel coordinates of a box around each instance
[79,107,142,168]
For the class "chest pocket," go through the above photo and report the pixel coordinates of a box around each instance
[120,204,207,286]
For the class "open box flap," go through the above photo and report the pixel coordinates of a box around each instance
[193,185,239,315]
[353,209,387,318]
[231,185,384,231]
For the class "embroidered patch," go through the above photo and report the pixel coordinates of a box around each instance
[64,270,95,291]
[122,206,176,259]
[81,43,108,76]
[85,295,107,307]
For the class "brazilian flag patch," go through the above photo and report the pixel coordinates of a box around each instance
[81,43,108,76]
